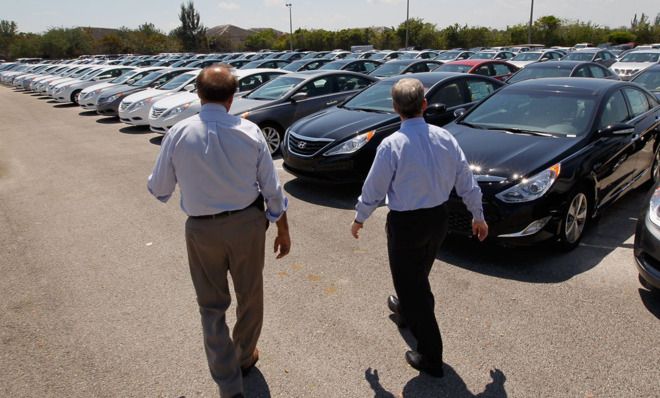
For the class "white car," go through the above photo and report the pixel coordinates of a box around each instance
[48,66,107,98]
[118,69,200,126]
[53,66,134,104]
[43,66,93,95]
[610,50,660,80]
[78,67,158,111]
[149,68,288,133]
[508,50,564,68]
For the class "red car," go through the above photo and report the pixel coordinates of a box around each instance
[436,59,519,81]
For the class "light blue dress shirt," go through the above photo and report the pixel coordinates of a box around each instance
[148,103,288,222]
[355,117,484,223]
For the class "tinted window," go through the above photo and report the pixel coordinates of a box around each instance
[245,76,304,100]
[363,62,380,73]
[239,74,266,91]
[623,88,650,117]
[620,53,660,63]
[409,63,429,73]
[631,69,660,92]
[466,79,497,102]
[507,66,571,83]
[573,66,591,77]
[493,63,513,75]
[474,65,491,76]
[342,81,396,112]
[598,91,630,129]
[588,65,607,78]
[299,77,333,97]
[429,82,465,107]
[336,75,372,91]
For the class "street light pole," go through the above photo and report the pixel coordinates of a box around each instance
[285,3,293,51]
[405,0,410,49]
[527,0,534,44]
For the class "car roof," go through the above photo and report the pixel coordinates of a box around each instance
[286,70,376,79]
[508,77,624,94]
[381,71,474,85]
[525,60,589,69]
[384,59,431,65]
[446,59,510,66]
[234,68,287,77]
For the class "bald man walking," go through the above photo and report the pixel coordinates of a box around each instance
[148,65,291,397]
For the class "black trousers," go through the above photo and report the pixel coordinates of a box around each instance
[386,203,448,364]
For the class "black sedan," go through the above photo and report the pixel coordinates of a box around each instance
[281,72,504,182]
[634,183,660,292]
[631,64,660,100]
[96,68,192,116]
[561,48,618,67]
[506,61,619,84]
[369,59,444,78]
[443,78,660,248]
[230,70,378,154]
[282,59,332,72]
[319,59,383,75]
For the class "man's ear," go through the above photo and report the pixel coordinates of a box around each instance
[421,98,428,112]
[224,95,234,112]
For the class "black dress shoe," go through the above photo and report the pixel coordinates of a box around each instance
[387,295,407,328]
[405,350,444,378]
[241,349,259,377]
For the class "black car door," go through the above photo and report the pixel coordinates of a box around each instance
[287,75,358,125]
[621,87,659,179]
[424,77,500,126]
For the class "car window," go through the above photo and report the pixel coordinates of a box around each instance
[493,63,513,75]
[336,75,372,91]
[573,66,591,77]
[429,82,465,107]
[426,62,441,71]
[474,65,491,76]
[364,62,380,73]
[344,62,363,73]
[588,65,607,78]
[623,88,651,117]
[598,90,630,129]
[465,79,497,102]
[299,77,334,97]
[239,74,266,91]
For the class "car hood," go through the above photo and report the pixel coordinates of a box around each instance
[152,91,198,110]
[228,98,273,115]
[124,88,169,103]
[81,81,116,95]
[446,123,584,181]
[290,106,399,140]
[611,62,654,71]
[99,84,135,97]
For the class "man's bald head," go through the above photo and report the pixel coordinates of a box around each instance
[196,64,237,105]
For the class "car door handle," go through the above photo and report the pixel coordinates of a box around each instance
[631,133,641,142]
[325,100,338,106]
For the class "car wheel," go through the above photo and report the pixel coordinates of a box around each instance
[558,187,591,250]
[71,90,82,105]
[652,145,660,184]
[260,123,282,155]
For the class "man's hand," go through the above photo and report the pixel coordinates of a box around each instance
[351,221,363,239]
[472,220,489,242]
[274,232,291,259]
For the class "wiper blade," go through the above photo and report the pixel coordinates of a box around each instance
[485,127,555,137]
[457,121,480,128]
[347,107,391,113]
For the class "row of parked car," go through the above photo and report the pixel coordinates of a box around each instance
[1,51,659,292]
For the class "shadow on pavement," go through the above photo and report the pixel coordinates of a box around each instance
[243,368,271,397]
[53,103,77,108]
[46,100,58,104]
[36,96,50,100]
[638,288,660,319]
[96,117,120,124]
[365,366,507,398]
[283,179,361,210]
[438,188,646,284]
[150,136,163,146]
[79,110,97,116]
[119,125,151,135]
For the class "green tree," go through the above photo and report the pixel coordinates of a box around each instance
[608,31,636,44]
[535,15,561,45]
[174,1,207,51]
[0,20,18,58]
[244,29,279,51]
[396,18,439,49]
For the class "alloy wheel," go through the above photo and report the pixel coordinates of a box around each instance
[564,193,588,244]
[261,126,281,155]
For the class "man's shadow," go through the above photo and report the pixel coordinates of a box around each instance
[365,366,507,398]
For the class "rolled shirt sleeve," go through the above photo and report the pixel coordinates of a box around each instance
[256,137,288,222]
[452,140,484,222]
[147,130,178,203]
[355,144,394,223]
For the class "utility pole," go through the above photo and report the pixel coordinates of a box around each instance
[527,0,534,44]
[405,0,410,49]
[286,3,293,51]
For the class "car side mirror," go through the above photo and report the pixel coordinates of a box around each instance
[424,103,447,117]
[453,108,467,118]
[599,123,635,136]
[184,84,195,92]
[290,92,308,102]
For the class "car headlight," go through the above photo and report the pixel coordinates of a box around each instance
[104,93,124,103]
[496,163,561,203]
[128,98,151,111]
[649,188,660,227]
[163,102,193,118]
[54,87,63,94]
[324,130,376,156]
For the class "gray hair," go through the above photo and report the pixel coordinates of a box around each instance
[391,78,424,118]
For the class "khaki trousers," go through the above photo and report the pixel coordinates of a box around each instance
[185,206,267,397]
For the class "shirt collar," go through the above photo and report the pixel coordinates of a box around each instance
[400,117,426,130]
[200,103,230,115]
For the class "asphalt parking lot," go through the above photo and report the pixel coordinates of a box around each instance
[0,86,658,398]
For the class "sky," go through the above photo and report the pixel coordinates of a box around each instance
[3,0,659,34]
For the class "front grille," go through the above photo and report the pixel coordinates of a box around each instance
[119,102,131,111]
[151,107,166,118]
[287,132,333,157]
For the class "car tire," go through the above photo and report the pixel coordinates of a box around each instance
[557,186,592,250]
[71,90,82,105]
[260,123,283,155]
[639,274,658,293]
[652,145,660,185]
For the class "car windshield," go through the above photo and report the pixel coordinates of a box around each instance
[159,73,197,90]
[320,61,345,70]
[512,52,542,61]
[244,76,303,100]
[507,67,571,83]
[240,61,264,69]
[371,62,409,77]
[631,69,660,91]
[435,52,461,60]
[342,81,397,113]
[111,70,139,84]
[282,60,306,71]
[563,52,594,61]
[369,53,388,60]
[81,68,106,81]
[620,52,660,63]
[437,64,472,73]
[71,68,91,77]
[462,89,597,136]
[399,52,419,59]
[471,52,496,59]
[130,71,163,87]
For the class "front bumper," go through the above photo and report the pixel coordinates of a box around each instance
[119,107,150,126]
[96,98,122,116]
[634,210,660,290]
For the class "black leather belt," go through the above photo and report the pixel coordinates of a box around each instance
[189,195,264,220]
